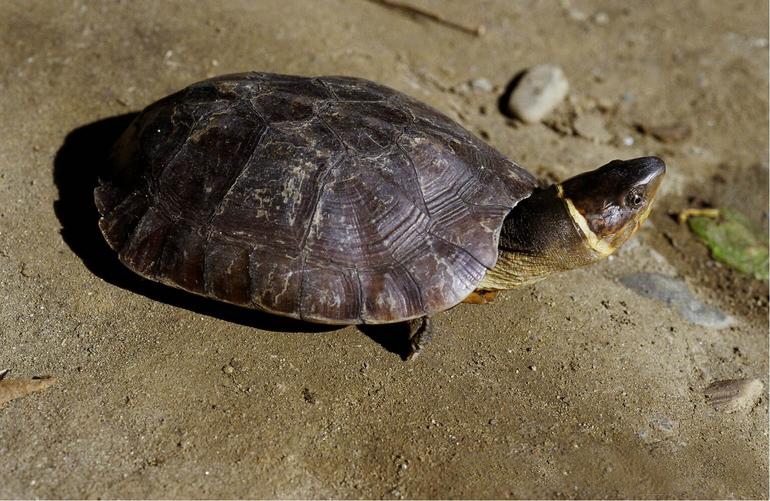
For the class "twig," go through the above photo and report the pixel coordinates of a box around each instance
[678,208,720,225]
[368,0,485,37]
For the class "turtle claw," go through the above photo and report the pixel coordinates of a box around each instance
[406,316,433,361]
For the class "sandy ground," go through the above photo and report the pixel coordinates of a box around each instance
[0,0,768,498]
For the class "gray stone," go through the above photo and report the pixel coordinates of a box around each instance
[704,378,764,413]
[619,272,734,328]
[508,64,569,123]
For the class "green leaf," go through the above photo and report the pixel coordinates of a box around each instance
[687,209,769,280]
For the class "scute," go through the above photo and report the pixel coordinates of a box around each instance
[96,72,537,324]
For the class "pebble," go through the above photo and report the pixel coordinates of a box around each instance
[619,272,734,328]
[573,113,612,143]
[592,12,610,25]
[704,378,763,413]
[470,77,493,93]
[508,64,569,123]
[566,8,588,22]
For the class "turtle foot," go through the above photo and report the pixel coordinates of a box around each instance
[406,316,433,361]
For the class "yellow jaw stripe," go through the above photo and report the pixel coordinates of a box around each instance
[556,184,615,258]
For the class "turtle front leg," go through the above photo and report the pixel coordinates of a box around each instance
[462,289,499,304]
[406,316,433,361]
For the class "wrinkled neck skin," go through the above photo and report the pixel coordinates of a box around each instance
[478,185,611,290]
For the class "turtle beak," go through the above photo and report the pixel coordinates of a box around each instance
[626,156,666,194]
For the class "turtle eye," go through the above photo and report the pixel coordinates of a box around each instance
[625,189,645,208]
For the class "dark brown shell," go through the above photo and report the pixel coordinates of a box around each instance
[95,72,537,324]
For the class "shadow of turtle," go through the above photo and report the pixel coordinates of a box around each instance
[358,323,414,361]
[52,114,343,335]
[497,69,526,120]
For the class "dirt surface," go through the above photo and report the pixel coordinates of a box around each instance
[1,0,768,498]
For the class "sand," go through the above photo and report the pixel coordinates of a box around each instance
[0,0,767,498]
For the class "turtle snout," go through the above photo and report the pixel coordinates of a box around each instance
[627,156,666,187]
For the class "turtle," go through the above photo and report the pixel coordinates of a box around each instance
[94,72,665,358]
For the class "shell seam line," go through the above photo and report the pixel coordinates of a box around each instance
[201,121,269,296]
[354,269,366,324]
[315,104,352,153]
[347,190,374,324]
[116,202,153,258]
[400,264,426,314]
[297,155,341,250]
[395,130,432,219]
[314,78,340,101]
[297,253,308,321]
[296,154,343,320]
[427,229,492,272]
[151,99,204,200]
[204,123,270,237]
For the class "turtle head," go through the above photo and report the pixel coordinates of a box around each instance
[480,157,665,291]
[558,156,666,257]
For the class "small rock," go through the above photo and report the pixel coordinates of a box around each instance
[619,272,734,328]
[622,135,635,146]
[302,387,317,404]
[704,378,763,413]
[470,77,493,92]
[573,113,612,143]
[567,9,588,22]
[222,364,235,375]
[508,64,569,123]
[592,12,610,25]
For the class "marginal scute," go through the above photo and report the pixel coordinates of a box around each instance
[120,207,171,276]
[96,72,537,324]
[155,225,206,294]
[202,237,251,305]
[96,190,148,251]
[358,266,423,322]
[248,247,303,316]
[299,263,362,323]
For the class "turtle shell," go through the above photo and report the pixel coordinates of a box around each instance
[95,72,537,324]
